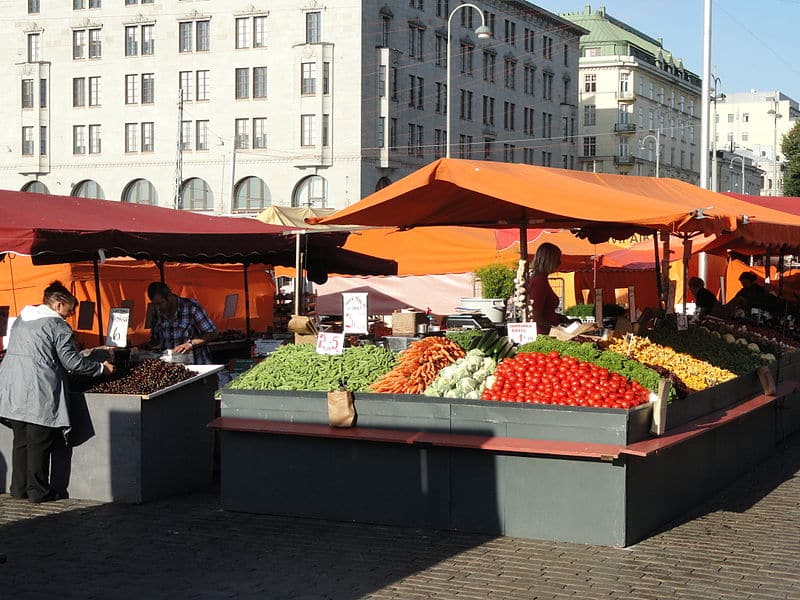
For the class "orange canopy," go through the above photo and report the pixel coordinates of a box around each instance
[312,159,743,239]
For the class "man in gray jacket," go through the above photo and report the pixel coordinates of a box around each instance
[0,281,113,503]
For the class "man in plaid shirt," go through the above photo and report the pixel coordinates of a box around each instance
[146,282,218,364]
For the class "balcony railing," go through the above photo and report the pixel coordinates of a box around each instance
[616,90,635,102]
[614,123,637,133]
[614,154,636,166]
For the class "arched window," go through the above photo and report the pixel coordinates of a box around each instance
[234,176,271,212]
[21,181,50,194]
[180,177,213,210]
[122,179,158,205]
[72,180,105,200]
[375,176,391,191]
[292,175,327,208]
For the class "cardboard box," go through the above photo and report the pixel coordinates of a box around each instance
[391,311,425,336]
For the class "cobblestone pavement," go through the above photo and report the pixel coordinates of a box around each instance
[1,432,799,600]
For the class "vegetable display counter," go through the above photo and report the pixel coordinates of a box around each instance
[0,364,223,504]
[213,354,800,547]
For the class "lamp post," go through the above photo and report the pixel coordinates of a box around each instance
[639,129,660,178]
[729,156,745,193]
[446,3,491,158]
[767,96,783,196]
[710,71,724,191]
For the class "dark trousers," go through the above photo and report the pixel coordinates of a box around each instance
[9,420,58,501]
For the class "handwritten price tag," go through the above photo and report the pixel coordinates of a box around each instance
[316,332,345,355]
[342,292,368,334]
[507,322,537,344]
[105,308,131,347]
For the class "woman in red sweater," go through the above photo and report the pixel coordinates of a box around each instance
[527,242,573,335]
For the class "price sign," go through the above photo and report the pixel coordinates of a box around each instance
[316,332,345,355]
[105,308,131,347]
[342,292,368,334]
[507,322,537,344]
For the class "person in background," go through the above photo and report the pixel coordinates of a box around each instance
[145,282,218,364]
[688,276,720,317]
[0,281,113,503]
[527,243,575,335]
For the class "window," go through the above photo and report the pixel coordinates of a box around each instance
[196,70,210,101]
[523,64,535,95]
[125,26,139,56]
[22,126,35,155]
[125,123,139,152]
[436,0,450,18]
[619,72,629,93]
[196,120,209,150]
[460,7,473,28]
[408,24,424,60]
[22,80,34,109]
[542,71,553,101]
[301,62,317,95]
[73,125,87,154]
[73,78,86,107]
[306,11,321,44]
[435,82,445,113]
[142,122,154,152]
[542,112,552,139]
[250,67,267,99]
[435,33,447,67]
[234,177,269,211]
[407,124,416,156]
[88,77,101,106]
[504,58,516,89]
[542,35,553,60]
[504,20,516,45]
[27,33,41,62]
[125,75,139,104]
[503,102,515,131]
[292,175,327,208]
[503,144,515,162]
[483,51,495,82]
[381,16,391,48]
[391,67,398,100]
[179,20,209,52]
[562,116,569,141]
[180,121,192,151]
[28,0,39,14]
[524,28,534,52]
[389,118,397,150]
[323,62,330,95]
[235,68,249,99]
[407,76,423,109]
[180,178,213,211]
[458,134,472,159]
[236,18,251,49]
[482,95,495,127]
[89,29,102,58]
[123,180,158,205]
[523,107,535,135]
[254,16,267,47]
[89,124,101,154]
[460,43,474,75]
[38,125,46,155]
[484,137,494,160]
[563,43,569,66]
[89,0,101,6]
[583,136,597,157]
[233,118,248,149]
[322,115,330,147]
[584,74,596,93]
[459,89,473,120]
[180,71,193,101]
[142,73,154,104]
[253,118,267,149]
[376,117,385,148]
[434,129,445,158]
[301,114,314,146]
[73,180,105,200]
[73,30,87,59]
[74,0,85,8]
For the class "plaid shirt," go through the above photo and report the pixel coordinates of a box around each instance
[151,296,216,364]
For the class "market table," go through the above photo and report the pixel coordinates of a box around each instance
[0,364,223,504]
[212,359,800,547]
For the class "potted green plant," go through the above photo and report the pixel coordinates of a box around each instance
[460,263,516,324]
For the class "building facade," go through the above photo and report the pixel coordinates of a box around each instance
[560,5,702,183]
[713,90,799,196]
[0,0,584,214]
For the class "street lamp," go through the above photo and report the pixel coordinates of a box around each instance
[767,96,783,196]
[639,129,660,178]
[709,71,724,191]
[729,156,745,193]
[446,3,491,158]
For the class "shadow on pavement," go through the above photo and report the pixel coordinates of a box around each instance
[0,488,495,600]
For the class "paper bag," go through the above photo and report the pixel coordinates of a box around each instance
[327,390,356,428]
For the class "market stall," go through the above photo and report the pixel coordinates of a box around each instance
[212,159,800,546]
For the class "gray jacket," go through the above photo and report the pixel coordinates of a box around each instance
[0,304,104,428]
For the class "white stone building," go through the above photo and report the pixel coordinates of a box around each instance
[713,90,799,196]
[560,5,702,183]
[0,0,585,214]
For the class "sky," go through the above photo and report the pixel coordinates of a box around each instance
[539,0,800,101]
